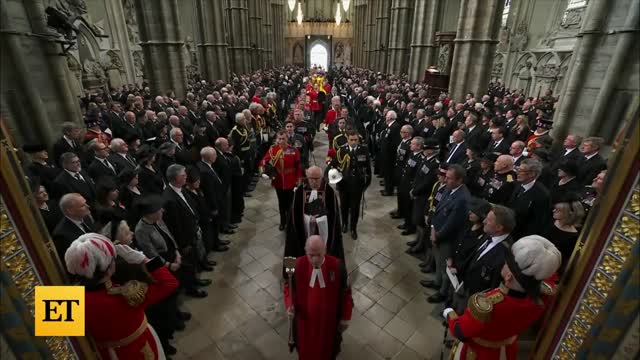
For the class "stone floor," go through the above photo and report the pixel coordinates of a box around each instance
[173,133,449,360]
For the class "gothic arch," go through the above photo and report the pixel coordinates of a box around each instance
[491,53,505,82]
[554,54,573,96]
[292,42,304,66]
[533,52,563,96]
[511,52,537,96]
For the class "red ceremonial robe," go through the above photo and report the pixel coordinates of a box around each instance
[284,255,353,360]
[85,258,179,359]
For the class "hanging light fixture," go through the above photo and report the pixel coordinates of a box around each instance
[341,0,350,12]
[335,2,342,25]
[296,2,303,25]
[288,0,296,12]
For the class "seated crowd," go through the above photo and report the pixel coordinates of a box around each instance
[20,64,608,358]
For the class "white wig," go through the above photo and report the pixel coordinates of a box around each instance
[65,233,116,279]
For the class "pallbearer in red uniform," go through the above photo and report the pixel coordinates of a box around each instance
[443,235,561,360]
[284,235,353,360]
[261,130,303,230]
[65,233,179,359]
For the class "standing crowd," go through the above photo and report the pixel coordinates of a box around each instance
[20,63,608,359]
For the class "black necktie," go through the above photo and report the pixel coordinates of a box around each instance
[476,237,491,259]
[74,173,84,182]
[80,221,91,233]
[126,155,136,166]
[515,186,525,198]
[103,160,115,173]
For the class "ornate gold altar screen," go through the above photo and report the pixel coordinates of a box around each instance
[0,123,94,359]
[0,97,638,358]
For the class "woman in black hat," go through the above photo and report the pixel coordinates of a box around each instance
[550,160,582,200]
[94,178,127,223]
[462,144,483,196]
[545,192,585,276]
[30,179,62,234]
[137,145,165,195]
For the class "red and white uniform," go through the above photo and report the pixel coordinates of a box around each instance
[284,255,353,360]
[261,144,302,190]
[86,261,178,360]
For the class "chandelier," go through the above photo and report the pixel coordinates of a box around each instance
[341,0,350,11]
[335,2,341,25]
[288,0,296,12]
[296,2,303,24]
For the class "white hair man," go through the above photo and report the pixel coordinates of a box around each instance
[380,110,402,196]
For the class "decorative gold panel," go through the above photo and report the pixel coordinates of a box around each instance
[5,252,30,275]
[610,234,633,260]
[619,215,639,239]
[0,232,20,258]
[45,337,75,360]
[14,269,37,295]
[584,287,606,310]
[600,253,624,277]
[628,190,639,216]
[592,271,613,296]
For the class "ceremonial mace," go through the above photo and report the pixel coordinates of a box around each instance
[284,256,297,352]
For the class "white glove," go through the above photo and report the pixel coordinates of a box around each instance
[442,308,455,320]
[115,244,148,264]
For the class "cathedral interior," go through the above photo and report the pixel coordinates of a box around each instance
[0,0,639,359]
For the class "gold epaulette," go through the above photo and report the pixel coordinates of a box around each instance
[468,288,505,323]
[105,279,149,307]
[506,174,514,182]
[541,281,556,296]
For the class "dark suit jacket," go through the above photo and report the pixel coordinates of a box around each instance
[432,185,470,251]
[461,235,512,296]
[380,121,402,169]
[162,187,200,250]
[465,126,485,150]
[108,153,137,174]
[52,217,94,260]
[53,170,96,203]
[138,166,165,195]
[197,161,224,214]
[204,121,220,146]
[444,141,468,165]
[52,137,83,167]
[507,181,551,240]
[577,154,607,186]
[88,157,118,182]
[486,139,510,155]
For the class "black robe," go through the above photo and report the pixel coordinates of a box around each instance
[284,183,344,276]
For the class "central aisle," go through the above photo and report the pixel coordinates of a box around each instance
[174,132,446,360]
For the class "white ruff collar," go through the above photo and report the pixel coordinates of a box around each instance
[309,259,326,288]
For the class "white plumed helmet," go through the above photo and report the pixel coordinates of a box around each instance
[65,233,116,279]
[511,235,561,281]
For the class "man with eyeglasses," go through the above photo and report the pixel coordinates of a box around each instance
[284,166,344,273]
[507,158,551,240]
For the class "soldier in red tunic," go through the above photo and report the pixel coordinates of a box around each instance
[65,233,179,359]
[443,235,561,360]
[261,130,303,230]
[284,235,353,360]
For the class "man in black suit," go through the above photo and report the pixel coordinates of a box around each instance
[552,134,583,170]
[87,142,117,182]
[457,205,515,309]
[108,138,137,174]
[52,193,94,260]
[379,110,402,196]
[577,137,607,186]
[203,111,221,146]
[106,102,125,135]
[507,158,552,240]
[509,141,527,169]
[113,111,142,140]
[23,144,60,193]
[464,113,485,150]
[52,122,84,167]
[486,126,511,155]
[199,147,233,243]
[169,128,193,165]
[53,153,96,204]
[422,164,470,303]
[162,164,209,298]
[394,125,414,229]
[444,130,468,165]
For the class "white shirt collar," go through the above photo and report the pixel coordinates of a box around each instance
[585,152,598,160]
[564,147,576,155]
[491,233,510,243]
[169,183,182,194]
[309,258,326,288]
[522,180,536,192]
[477,233,510,259]
[65,169,81,178]
[66,216,86,232]
[449,184,463,194]
[468,125,476,132]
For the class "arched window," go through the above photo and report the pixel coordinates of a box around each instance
[501,0,511,27]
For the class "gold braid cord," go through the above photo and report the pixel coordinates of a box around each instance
[269,146,285,170]
[467,288,505,323]
[335,148,350,172]
[105,279,149,307]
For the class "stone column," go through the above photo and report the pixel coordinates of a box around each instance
[262,1,274,67]
[134,0,188,98]
[226,0,251,75]
[195,0,230,81]
[248,0,264,70]
[365,0,378,68]
[354,1,367,67]
[387,0,414,75]
[1,0,81,146]
[448,0,506,101]
[408,0,443,81]
[104,0,137,84]
[374,0,392,72]
[272,1,285,66]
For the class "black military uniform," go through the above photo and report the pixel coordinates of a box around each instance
[394,138,412,230]
[419,168,447,270]
[229,125,253,193]
[482,170,517,205]
[332,129,348,152]
[294,120,314,166]
[330,143,371,239]
[379,121,401,195]
[398,150,422,235]
[407,142,440,254]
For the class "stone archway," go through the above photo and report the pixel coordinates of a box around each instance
[309,43,329,70]
[292,42,304,66]
[305,36,332,70]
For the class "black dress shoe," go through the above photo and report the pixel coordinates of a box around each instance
[214,245,229,252]
[389,209,398,215]
[427,293,446,303]
[342,224,348,233]
[420,280,439,289]
[379,181,385,186]
[204,259,216,266]
[196,278,212,286]
[406,240,418,247]
[178,311,192,321]
[419,261,430,267]
[406,247,421,255]
[351,230,358,239]
[164,343,177,355]
[397,224,407,230]
[420,267,435,274]
[401,229,416,236]
[221,229,235,235]
[380,192,394,196]
[199,263,214,272]
[279,224,285,231]
[185,288,208,298]
[244,193,252,197]
[219,240,231,245]
[174,321,185,331]
[390,214,403,219]
[227,224,238,229]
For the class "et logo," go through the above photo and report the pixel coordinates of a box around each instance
[35,286,84,336]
